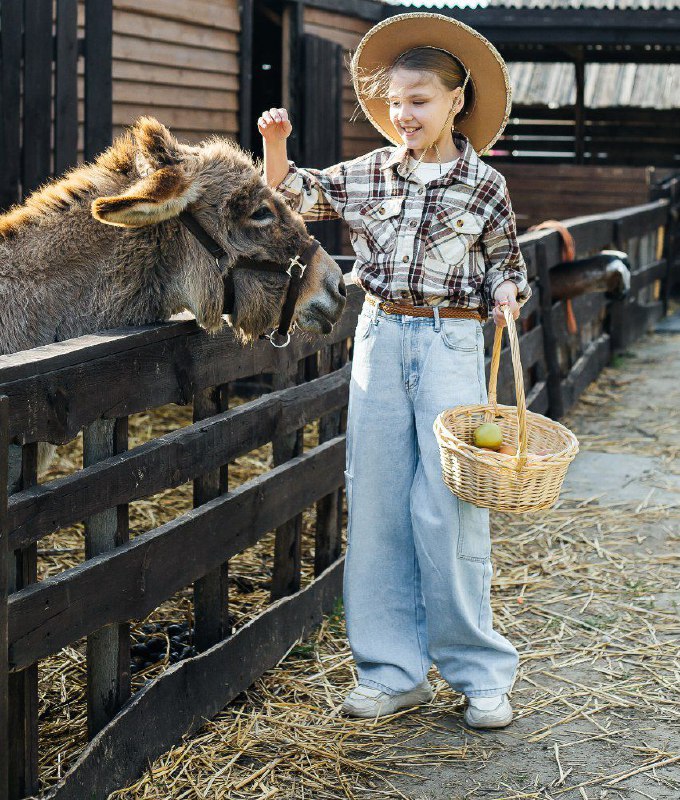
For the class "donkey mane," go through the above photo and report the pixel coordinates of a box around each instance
[0,134,139,239]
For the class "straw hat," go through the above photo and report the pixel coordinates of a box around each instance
[351,12,512,154]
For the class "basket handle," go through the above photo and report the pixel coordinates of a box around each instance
[485,304,528,467]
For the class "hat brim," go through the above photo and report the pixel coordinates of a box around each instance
[351,12,511,154]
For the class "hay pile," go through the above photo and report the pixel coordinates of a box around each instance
[34,346,679,799]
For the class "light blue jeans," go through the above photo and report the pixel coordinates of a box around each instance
[343,299,519,698]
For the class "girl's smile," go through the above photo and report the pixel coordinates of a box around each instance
[388,68,463,163]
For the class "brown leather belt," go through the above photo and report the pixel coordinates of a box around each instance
[366,294,485,322]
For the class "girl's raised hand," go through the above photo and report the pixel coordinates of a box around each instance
[257,108,292,142]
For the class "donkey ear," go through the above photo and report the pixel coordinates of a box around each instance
[131,116,181,171]
[92,166,198,227]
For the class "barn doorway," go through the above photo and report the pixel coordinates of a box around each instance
[249,0,285,165]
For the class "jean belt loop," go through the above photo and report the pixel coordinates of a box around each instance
[433,305,441,333]
[371,300,379,325]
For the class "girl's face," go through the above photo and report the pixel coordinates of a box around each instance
[387,68,463,158]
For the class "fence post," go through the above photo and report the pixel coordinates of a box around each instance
[8,444,39,799]
[536,240,565,420]
[83,418,130,738]
[271,357,305,601]
[0,398,9,800]
[192,386,230,653]
[314,341,347,574]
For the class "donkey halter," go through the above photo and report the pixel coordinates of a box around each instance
[179,211,320,348]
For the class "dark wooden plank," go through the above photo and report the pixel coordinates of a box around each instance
[270,358,306,602]
[84,0,113,161]
[607,201,669,239]
[561,334,611,414]
[192,386,230,652]
[22,0,53,196]
[42,557,344,800]
[314,341,347,575]
[536,242,565,419]
[238,0,254,153]
[55,0,79,176]
[9,437,346,671]
[0,397,9,800]
[8,364,351,551]
[0,285,363,444]
[0,1,23,210]
[8,445,39,800]
[83,418,130,739]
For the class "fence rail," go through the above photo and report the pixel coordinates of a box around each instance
[0,195,677,800]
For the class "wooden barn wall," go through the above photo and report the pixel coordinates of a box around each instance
[303,7,384,162]
[76,0,240,159]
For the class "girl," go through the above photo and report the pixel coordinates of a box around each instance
[258,13,531,729]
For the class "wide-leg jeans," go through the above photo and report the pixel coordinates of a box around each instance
[343,299,519,699]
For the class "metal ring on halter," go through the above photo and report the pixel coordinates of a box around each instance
[268,328,291,348]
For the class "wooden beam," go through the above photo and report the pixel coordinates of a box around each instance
[84,0,113,160]
[0,397,8,800]
[83,418,130,739]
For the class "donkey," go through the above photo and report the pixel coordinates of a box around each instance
[0,117,346,484]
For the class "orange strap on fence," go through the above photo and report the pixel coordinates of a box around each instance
[527,219,578,335]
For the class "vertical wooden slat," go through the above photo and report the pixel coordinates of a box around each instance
[0,398,9,800]
[83,418,130,739]
[0,1,23,210]
[574,50,585,165]
[55,0,79,176]
[239,0,254,153]
[192,386,230,653]
[22,0,52,196]
[84,0,112,161]
[270,359,305,601]
[282,1,303,164]
[314,343,345,575]
[8,444,39,800]
[536,241,565,419]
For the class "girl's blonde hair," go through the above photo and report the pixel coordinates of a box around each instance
[351,46,472,121]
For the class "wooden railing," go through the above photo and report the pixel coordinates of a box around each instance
[0,196,676,800]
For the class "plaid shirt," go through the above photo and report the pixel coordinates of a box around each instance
[276,130,531,316]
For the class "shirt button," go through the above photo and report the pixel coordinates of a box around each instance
[409,220,417,228]
[402,255,410,263]
[400,290,409,299]
[379,207,385,214]
[417,188,424,195]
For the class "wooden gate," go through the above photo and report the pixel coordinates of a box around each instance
[301,33,344,256]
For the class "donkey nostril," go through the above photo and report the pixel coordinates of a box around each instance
[338,280,347,298]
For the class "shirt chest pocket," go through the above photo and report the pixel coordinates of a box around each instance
[425,208,484,271]
[358,196,404,254]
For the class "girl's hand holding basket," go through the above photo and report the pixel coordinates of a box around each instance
[434,305,580,514]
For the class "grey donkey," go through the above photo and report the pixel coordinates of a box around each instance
[0,117,346,487]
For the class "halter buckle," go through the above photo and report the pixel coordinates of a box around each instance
[287,255,306,278]
[266,328,291,348]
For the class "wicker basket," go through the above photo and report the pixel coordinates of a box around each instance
[434,304,579,513]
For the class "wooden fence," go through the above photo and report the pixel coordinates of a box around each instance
[0,0,112,211]
[0,195,676,799]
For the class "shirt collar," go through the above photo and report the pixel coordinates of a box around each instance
[381,131,479,188]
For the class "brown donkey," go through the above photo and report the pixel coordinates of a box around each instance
[0,117,346,482]
[0,116,345,351]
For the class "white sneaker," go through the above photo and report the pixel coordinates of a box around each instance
[464,694,513,729]
[341,680,434,718]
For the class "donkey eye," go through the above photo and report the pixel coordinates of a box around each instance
[250,206,274,221]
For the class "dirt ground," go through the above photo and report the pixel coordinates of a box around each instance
[106,315,679,800]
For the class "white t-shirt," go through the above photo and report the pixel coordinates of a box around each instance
[410,157,459,184]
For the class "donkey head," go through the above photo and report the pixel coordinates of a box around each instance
[91,118,346,341]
